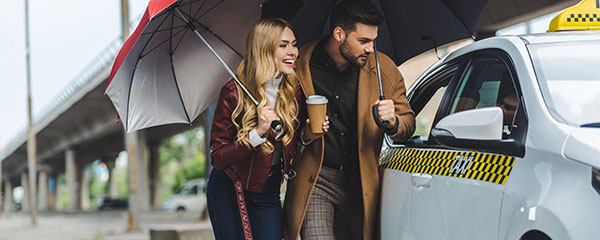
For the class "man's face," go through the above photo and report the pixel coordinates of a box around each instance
[339,23,378,67]
[498,94,519,125]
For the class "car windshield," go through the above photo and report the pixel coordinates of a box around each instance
[528,40,600,127]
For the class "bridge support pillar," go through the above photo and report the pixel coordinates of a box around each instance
[102,156,119,198]
[38,164,50,211]
[21,173,29,212]
[0,164,3,216]
[125,130,150,231]
[66,149,81,211]
[149,141,161,210]
[80,166,90,210]
[3,180,13,212]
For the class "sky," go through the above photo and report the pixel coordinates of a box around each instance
[0,0,149,151]
[0,1,559,152]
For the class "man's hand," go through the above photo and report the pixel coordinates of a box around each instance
[256,106,280,137]
[374,99,396,129]
[303,116,330,142]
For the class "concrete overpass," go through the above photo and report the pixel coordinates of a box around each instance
[0,0,579,224]
[0,34,216,214]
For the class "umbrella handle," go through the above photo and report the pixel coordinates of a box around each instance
[271,121,282,134]
[372,41,388,129]
[372,96,389,129]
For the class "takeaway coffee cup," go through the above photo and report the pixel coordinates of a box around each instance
[306,95,328,133]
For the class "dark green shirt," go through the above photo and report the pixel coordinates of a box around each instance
[309,38,359,172]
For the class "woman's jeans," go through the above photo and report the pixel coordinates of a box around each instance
[207,167,283,240]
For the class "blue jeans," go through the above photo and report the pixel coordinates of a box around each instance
[207,168,283,240]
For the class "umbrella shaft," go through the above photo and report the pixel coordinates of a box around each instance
[374,42,384,97]
[174,8,259,106]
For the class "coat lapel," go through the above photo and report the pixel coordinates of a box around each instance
[356,55,378,148]
[296,41,319,98]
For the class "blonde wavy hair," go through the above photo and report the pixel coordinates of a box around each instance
[232,18,299,153]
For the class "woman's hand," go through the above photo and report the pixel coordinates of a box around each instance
[302,116,330,142]
[256,106,280,137]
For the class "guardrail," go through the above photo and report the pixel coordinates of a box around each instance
[0,15,141,158]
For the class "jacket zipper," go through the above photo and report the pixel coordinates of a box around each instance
[246,154,254,190]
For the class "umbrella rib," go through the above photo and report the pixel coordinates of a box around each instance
[136,10,174,58]
[173,11,243,57]
[192,0,223,21]
[175,8,257,106]
[191,0,207,20]
[191,22,242,57]
[125,8,174,131]
[141,25,186,36]
[140,26,187,58]
[172,17,191,53]
[149,0,195,20]
[168,10,192,124]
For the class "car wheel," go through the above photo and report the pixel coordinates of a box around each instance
[521,230,551,240]
[176,206,186,212]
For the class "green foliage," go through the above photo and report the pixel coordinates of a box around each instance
[57,174,68,210]
[115,161,129,198]
[159,128,207,194]
[88,161,108,200]
[77,127,208,206]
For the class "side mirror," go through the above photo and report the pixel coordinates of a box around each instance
[432,107,522,155]
[435,107,503,140]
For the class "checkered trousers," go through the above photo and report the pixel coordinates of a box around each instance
[300,166,364,240]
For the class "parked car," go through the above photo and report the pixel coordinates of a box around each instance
[379,2,600,239]
[98,197,128,210]
[162,178,207,212]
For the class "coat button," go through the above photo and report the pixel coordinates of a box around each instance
[308,176,315,183]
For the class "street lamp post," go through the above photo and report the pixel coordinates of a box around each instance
[120,0,138,232]
[25,0,38,226]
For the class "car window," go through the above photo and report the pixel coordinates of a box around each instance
[414,84,448,141]
[409,68,456,143]
[189,185,198,195]
[449,57,518,138]
[528,41,600,126]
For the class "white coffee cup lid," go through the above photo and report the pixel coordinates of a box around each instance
[306,95,328,104]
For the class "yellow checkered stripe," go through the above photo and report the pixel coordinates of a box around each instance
[379,148,514,185]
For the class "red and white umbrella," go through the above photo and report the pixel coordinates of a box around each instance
[106,0,262,132]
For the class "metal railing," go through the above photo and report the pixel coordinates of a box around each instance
[1,15,142,157]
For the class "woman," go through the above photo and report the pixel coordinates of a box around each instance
[207,18,327,240]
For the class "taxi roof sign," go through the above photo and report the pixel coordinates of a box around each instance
[548,0,600,32]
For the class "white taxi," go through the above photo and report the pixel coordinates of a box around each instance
[379,1,600,239]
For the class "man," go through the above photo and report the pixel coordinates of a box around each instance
[497,74,519,126]
[284,1,415,239]
[498,89,518,125]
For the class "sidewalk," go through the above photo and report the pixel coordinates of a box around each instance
[0,211,214,240]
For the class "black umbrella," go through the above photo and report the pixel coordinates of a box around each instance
[261,0,487,65]
[261,0,487,128]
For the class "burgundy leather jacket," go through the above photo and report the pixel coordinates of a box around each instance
[210,80,304,192]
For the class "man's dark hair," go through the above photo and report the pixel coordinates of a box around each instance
[329,0,384,34]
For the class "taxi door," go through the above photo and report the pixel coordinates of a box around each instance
[380,60,459,239]
[383,51,523,240]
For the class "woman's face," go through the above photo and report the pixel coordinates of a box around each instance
[274,27,298,76]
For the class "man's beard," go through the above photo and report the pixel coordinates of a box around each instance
[339,40,368,67]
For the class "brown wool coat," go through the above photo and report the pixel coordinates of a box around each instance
[283,39,416,240]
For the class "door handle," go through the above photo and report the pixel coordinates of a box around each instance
[411,173,432,191]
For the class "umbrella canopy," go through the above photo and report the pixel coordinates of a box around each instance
[106,0,261,132]
[261,0,488,66]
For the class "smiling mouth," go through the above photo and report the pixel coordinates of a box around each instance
[283,59,295,65]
